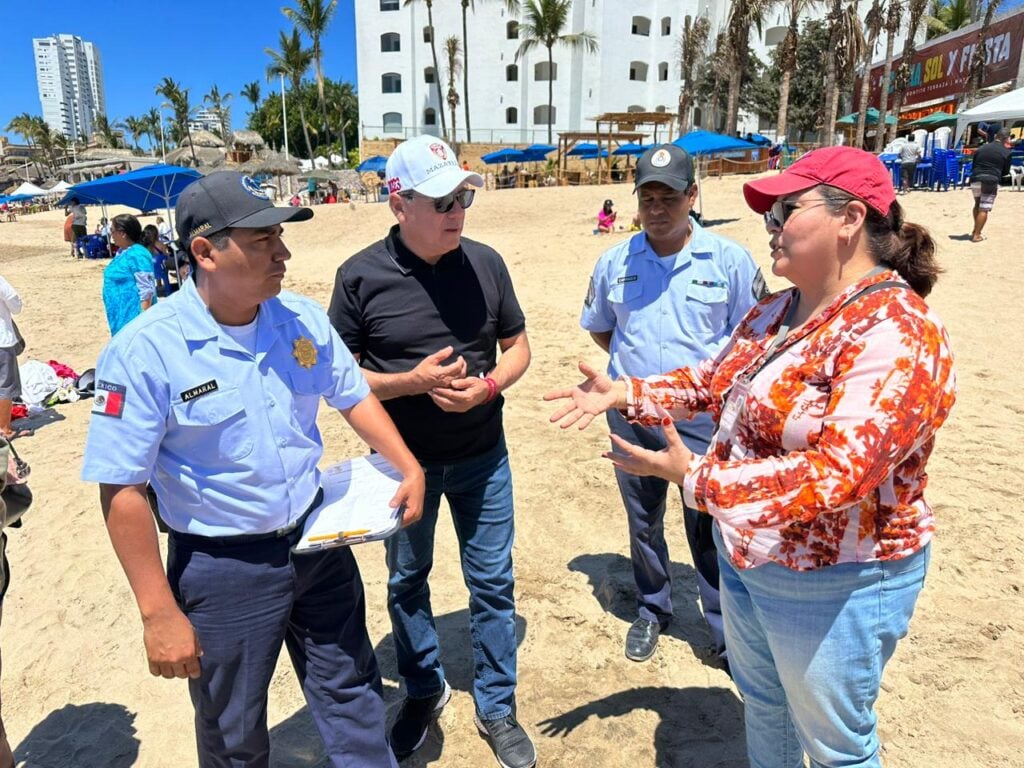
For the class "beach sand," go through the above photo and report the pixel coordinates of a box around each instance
[0,176,1021,767]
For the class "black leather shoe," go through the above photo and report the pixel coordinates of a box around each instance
[625,618,663,662]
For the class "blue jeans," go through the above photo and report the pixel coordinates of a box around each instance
[607,411,725,654]
[386,438,517,721]
[715,526,929,768]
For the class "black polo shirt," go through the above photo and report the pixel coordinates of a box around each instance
[329,225,526,463]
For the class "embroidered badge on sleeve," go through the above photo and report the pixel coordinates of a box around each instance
[93,381,127,419]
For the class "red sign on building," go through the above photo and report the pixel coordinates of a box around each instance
[858,11,1024,111]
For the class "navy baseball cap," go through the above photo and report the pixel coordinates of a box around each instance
[175,171,312,249]
[634,145,696,191]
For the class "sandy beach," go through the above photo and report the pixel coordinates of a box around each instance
[0,175,1021,768]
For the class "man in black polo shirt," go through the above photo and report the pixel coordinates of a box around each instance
[970,129,1014,243]
[329,135,534,768]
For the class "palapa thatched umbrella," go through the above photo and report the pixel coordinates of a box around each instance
[240,151,301,198]
[182,129,225,148]
[166,145,226,169]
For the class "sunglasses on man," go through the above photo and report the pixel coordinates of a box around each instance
[399,188,476,213]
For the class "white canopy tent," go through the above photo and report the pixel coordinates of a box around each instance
[956,86,1024,143]
[10,181,47,197]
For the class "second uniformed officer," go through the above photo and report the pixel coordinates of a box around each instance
[581,144,766,664]
[82,172,424,767]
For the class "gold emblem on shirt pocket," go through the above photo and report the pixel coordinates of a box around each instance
[170,387,254,462]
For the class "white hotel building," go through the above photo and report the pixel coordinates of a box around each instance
[354,0,915,145]
[33,34,106,143]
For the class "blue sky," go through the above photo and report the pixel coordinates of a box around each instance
[1,0,358,143]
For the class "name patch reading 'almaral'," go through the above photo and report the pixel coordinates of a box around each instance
[180,380,219,402]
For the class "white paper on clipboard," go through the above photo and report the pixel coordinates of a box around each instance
[293,453,404,553]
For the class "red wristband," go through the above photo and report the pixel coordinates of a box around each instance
[483,377,498,403]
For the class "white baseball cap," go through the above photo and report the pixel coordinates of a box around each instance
[385,135,483,198]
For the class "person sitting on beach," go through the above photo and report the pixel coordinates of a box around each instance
[102,214,156,336]
[546,146,956,768]
[597,199,617,233]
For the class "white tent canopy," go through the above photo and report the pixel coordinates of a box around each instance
[48,180,73,193]
[11,181,48,197]
[956,86,1024,143]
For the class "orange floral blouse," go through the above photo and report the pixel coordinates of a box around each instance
[624,269,957,571]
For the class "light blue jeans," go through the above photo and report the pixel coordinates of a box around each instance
[715,525,930,768]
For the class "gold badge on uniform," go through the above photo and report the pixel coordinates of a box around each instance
[293,336,318,369]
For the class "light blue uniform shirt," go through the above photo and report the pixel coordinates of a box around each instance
[580,222,764,452]
[81,278,370,536]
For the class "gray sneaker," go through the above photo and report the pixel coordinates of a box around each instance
[474,714,537,768]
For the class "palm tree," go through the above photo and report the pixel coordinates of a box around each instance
[776,0,818,141]
[155,77,198,165]
[444,35,462,146]
[724,0,774,137]
[965,0,1003,106]
[405,0,448,139]
[4,113,45,177]
[204,84,233,141]
[265,28,316,160]
[855,0,886,147]
[123,115,147,152]
[460,0,521,142]
[94,114,121,149]
[874,0,903,151]
[886,0,928,144]
[516,0,598,145]
[241,80,262,111]
[29,116,58,174]
[282,0,337,146]
[926,0,972,38]
[678,15,711,135]
[822,0,865,146]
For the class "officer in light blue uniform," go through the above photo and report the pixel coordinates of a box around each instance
[581,144,766,665]
[81,171,424,768]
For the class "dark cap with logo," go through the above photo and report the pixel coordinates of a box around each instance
[175,171,313,250]
[634,144,696,191]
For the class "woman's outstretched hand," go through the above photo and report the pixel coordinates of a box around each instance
[603,417,693,485]
[544,361,623,430]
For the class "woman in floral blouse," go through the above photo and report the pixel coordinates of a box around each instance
[547,146,956,768]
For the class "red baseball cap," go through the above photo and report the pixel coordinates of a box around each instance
[743,146,896,217]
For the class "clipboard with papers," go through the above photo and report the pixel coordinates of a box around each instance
[293,453,404,553]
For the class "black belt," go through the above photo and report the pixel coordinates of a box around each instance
[169,487,324,548]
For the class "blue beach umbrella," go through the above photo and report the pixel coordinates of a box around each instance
[356,155,388,173]
[613,143,648,156]
[481,148,528,164]
[672,130,756,155]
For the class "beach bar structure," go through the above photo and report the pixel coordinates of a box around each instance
[557,112,677,184]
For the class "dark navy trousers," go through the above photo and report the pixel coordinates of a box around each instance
[607,409,725,656]
[167,530,397,768]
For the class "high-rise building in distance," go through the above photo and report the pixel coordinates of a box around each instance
[33,34,106,143]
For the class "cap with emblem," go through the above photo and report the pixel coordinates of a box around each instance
[634,144,696,192]
[175,171,313,250]
[385,135,484,198]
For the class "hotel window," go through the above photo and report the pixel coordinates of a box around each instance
[662,17,671,36]
[507,21,519,39]
[629,62,648,82]
[424,108,437,126]
[380,0,399,10]
[658,62,669,81]
[506,64,519,82]
[380,33,401,52]
[534,61,557,81]
[381,73,402,93]
[383,112,403,132]
[533,105,555,125]
[506,107,518,124]
[631,16,651,36]
[424,66,436,84]
[423,26,433,43]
